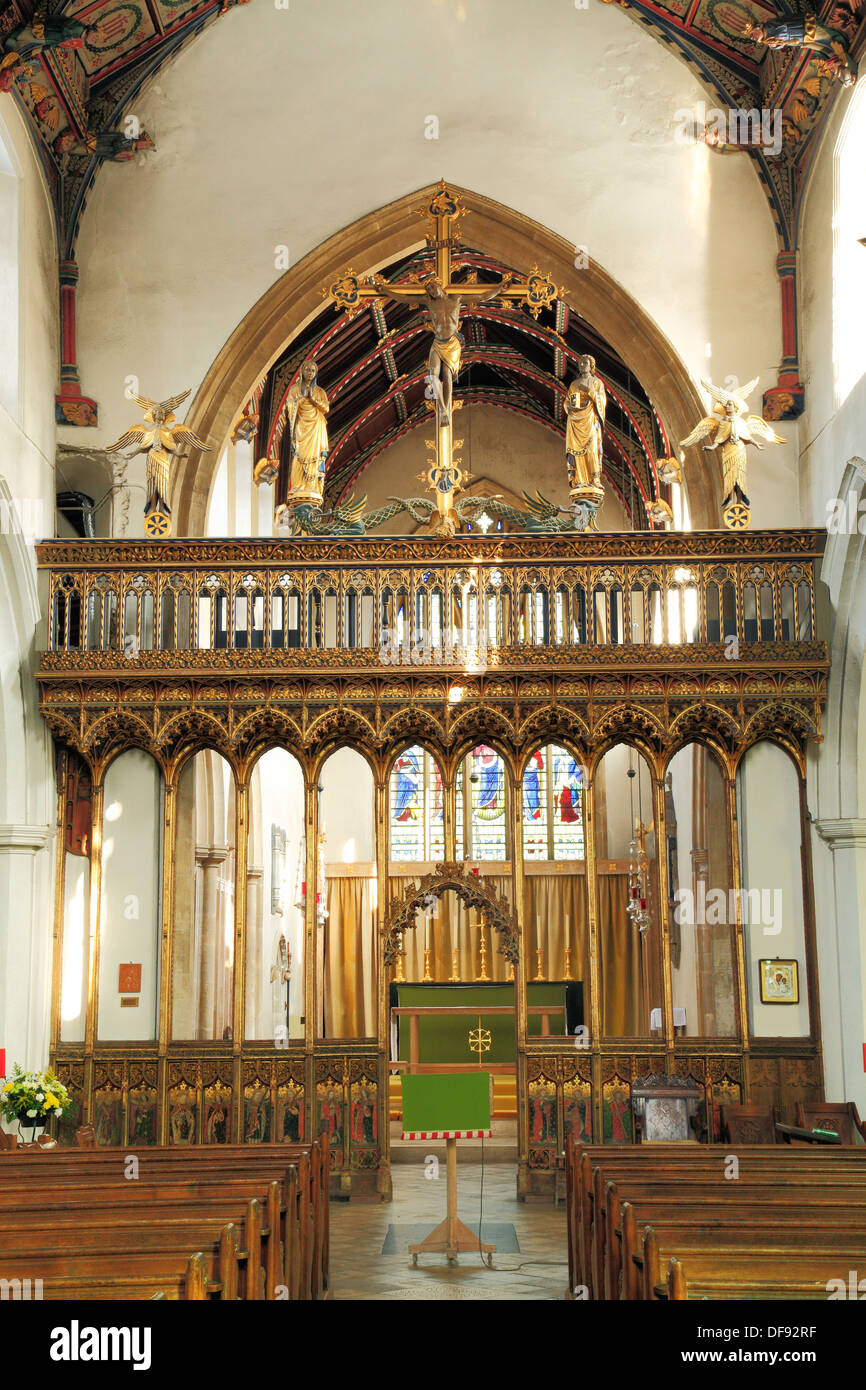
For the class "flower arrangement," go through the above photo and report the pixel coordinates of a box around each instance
[0,1064,71,1128]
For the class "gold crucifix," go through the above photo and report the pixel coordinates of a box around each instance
[324,181,562,533]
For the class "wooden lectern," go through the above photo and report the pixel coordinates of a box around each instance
[400,1072,496,1267]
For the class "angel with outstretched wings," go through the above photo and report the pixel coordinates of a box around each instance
[106,389,210,524]
[680,377,784,519]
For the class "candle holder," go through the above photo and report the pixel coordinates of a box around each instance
[478,930,490,982]
[450,949,460,983]
[395,949,405,983]
[423,948,433,983]
[563,946,572,979]
[535,949,545,981]
[508,961,515,981]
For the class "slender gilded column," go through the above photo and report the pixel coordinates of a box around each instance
[652,772,675,1063]
[443,755,457,861]
[375,774,392,1198]
[157,780,176,1051]
[583,778,602,1049]
[510,754,530,1194]
[50,778,67,1056]
[232,784,248,1051]
[304,772,318,1153]
[84,783,104,1052]
[727,768,751,1072]
[510,756,528,1045]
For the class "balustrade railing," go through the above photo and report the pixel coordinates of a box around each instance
[38,533,823,661]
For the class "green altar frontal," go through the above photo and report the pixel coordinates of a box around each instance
[390,982,581,1066]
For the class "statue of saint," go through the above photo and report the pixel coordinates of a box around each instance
[565,354,606,492]
[280,359,330,510]
[373,272,512,421]
[742,14,858,86]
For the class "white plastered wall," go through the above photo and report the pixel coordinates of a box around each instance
[65,0,791,531]
[799,77,866,1110]
[0,96,58,1082]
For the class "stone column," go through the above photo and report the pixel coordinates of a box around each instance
[0,824,55,1071]
[196,847,229,1039]
[814,818,866,1110]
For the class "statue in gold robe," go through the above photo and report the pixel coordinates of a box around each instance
[680,376,784,529]
[565,355,606,492]
[282,359,329,509]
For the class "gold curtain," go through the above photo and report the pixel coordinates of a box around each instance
[322,877,376,1038]
[597,873,643,1036]
[523,875,588,984]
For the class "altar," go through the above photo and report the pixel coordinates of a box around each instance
[390,982,584,1069]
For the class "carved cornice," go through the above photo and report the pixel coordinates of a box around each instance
[35,528,828,570]
[36,662,827,782]
[35,638,830,681]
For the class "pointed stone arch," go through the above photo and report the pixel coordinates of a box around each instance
[170,182,714,536]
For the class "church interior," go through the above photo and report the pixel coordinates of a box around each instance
[1,0,866,1317]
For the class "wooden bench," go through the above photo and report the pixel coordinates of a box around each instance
[566,1137,866,1302]
[0,1138,329,1300]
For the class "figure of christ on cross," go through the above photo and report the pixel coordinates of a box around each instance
[370,272,513,423]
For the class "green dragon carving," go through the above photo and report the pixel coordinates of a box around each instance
[284,490,591,537]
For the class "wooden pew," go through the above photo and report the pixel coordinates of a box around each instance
[566,1137,866,1302]
[663,1243,866,1301]
[568,1139,866,1297]
[0,1139,328,1300]
[0,1182,288,1300]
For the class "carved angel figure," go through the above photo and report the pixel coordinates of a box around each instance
[680,377,784,528]
[106,390,209,529]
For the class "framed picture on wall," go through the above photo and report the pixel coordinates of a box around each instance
[759,958,799,1004]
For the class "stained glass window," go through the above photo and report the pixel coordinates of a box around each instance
[456,745,508,860]
[388,746,444,861]
[523,744,584,860]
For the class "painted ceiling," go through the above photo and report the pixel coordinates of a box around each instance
[2,0,863,435]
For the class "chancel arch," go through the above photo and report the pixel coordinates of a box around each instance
[170,184,716,537]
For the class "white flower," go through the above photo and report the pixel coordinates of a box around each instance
[36,1093,44,1102]
[25,1108,38,1118]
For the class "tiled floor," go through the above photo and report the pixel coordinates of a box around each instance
[330,1163,569,1300]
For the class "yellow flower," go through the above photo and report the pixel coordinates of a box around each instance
[43,1094,58,1109]
[1,1083,12,1093]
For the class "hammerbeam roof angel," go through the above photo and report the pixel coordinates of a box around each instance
[680,377,784,529]
[106,390,210,537]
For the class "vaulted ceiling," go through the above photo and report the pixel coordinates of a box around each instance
[3,0,863,438]
[3,0,862,261]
